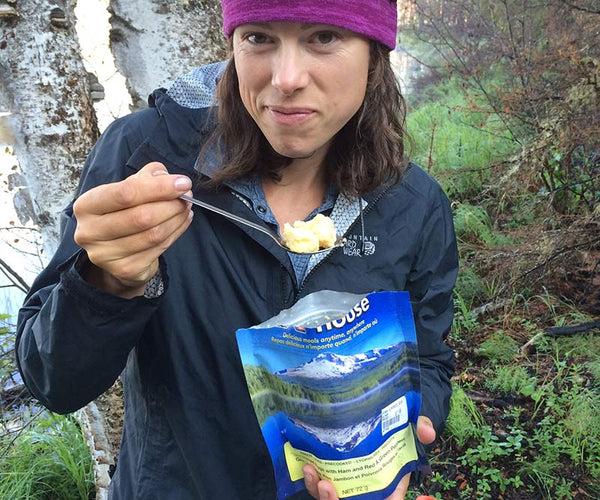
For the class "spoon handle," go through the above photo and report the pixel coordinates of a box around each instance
[179,193,280,244]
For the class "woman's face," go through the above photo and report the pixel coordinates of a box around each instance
[233,22,370,161]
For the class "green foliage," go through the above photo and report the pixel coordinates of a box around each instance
[445,385,484,447]
[406,77,520,200]
[565,390,600,466]
[454,267,487,307]
[476,331,519,363]
[453,204,511,247]
[484,365,537,397]
[451,292,479,340]
[523,386,600,495]
[459,426,525,496]
[586,359,600,385]
[0,415,94,500]
[506,194,540,228]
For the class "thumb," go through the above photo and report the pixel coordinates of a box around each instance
[138,161,169,177]
[416,416,436,445]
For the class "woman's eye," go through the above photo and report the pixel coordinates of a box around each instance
[312,32,339,45]
[246,33,270,45]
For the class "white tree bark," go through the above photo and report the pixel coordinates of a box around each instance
[108,0,226,108]
[0,0,99,255]
[2,2,226,498]
[1,4,113,499]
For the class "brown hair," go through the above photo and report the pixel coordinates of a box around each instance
[200,41,410,197]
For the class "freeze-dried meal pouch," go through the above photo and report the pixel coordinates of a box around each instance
[236,291,426,499]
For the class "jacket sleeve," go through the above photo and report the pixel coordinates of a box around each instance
[407,186,458,435]
[16,113,166,414]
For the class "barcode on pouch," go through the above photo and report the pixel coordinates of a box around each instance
[381,396,408,436]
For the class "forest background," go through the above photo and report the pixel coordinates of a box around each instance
[0,1,598,499]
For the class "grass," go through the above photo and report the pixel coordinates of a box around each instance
[1,312,95,500]
[0,413,94,500]
[475,330,519,363]
[444,385,484,447]
[454,267,487,307]
[453,204,512,247]
[484,365,537,397]
[405,77,521,201]
[403,30,599,498]
[421,297,600,499]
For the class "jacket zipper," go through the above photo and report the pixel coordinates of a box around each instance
[294,184,392,301]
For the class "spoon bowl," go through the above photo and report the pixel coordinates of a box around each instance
[180,193,346,255]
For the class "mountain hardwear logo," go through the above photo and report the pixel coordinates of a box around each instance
[343,235,377,256]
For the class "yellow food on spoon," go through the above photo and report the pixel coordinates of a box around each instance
[282,222,320,253]
[305,214,337,249]
[281,214,337,252]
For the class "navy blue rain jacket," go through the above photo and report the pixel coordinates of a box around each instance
[16,83,458,499]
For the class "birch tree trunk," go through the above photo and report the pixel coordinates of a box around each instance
[2,2,226,498]
[0,0,98,255]
[109,0,226,108]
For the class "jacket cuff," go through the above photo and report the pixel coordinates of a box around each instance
[420,392,442,439]
[63,251,168,314]
[419,375,452,442]
[143,269,165,298]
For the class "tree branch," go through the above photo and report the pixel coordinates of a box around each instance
[0,258,30,294]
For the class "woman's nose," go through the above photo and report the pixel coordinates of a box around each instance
[271,46,310,96]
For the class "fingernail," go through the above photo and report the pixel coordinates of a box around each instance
[152,168,168,176]
[321,492,329,500]
[188,210,194,220]
[174,176,192,191]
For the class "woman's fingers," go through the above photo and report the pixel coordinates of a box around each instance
[385,473,411,500]
[85,208,192,262]
[98,209,194,285]
[303,464,320,498]
[72,162,197,289]
[302,417,436,500]
[303,464,340,500]
[416,416,436,445]
[75,162,192,215]
[317,480,339,500]
[76,198,190,242]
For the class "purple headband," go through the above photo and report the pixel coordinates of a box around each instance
[220,0,398,50]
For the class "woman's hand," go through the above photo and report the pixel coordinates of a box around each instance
[73,162,194,298]
[303,416,437,500]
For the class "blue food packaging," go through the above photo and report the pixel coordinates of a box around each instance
[236,291,426,499]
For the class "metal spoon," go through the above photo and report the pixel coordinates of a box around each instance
[180,193,346,255]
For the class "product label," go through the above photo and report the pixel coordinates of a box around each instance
[236,291,423,500]
[284,422,417,494]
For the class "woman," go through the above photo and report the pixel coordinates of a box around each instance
[16,1,457,499]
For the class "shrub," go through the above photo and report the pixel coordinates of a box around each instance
[455,267,487,308]
[445,385,485,447]
[476,331,519,363]
[406,77,520,200]
[0,415,94,500]
[485,365,537,397]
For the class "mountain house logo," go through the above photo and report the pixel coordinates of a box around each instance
[343,234,378,257]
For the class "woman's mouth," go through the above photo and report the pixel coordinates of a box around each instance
[268,106,316,125]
